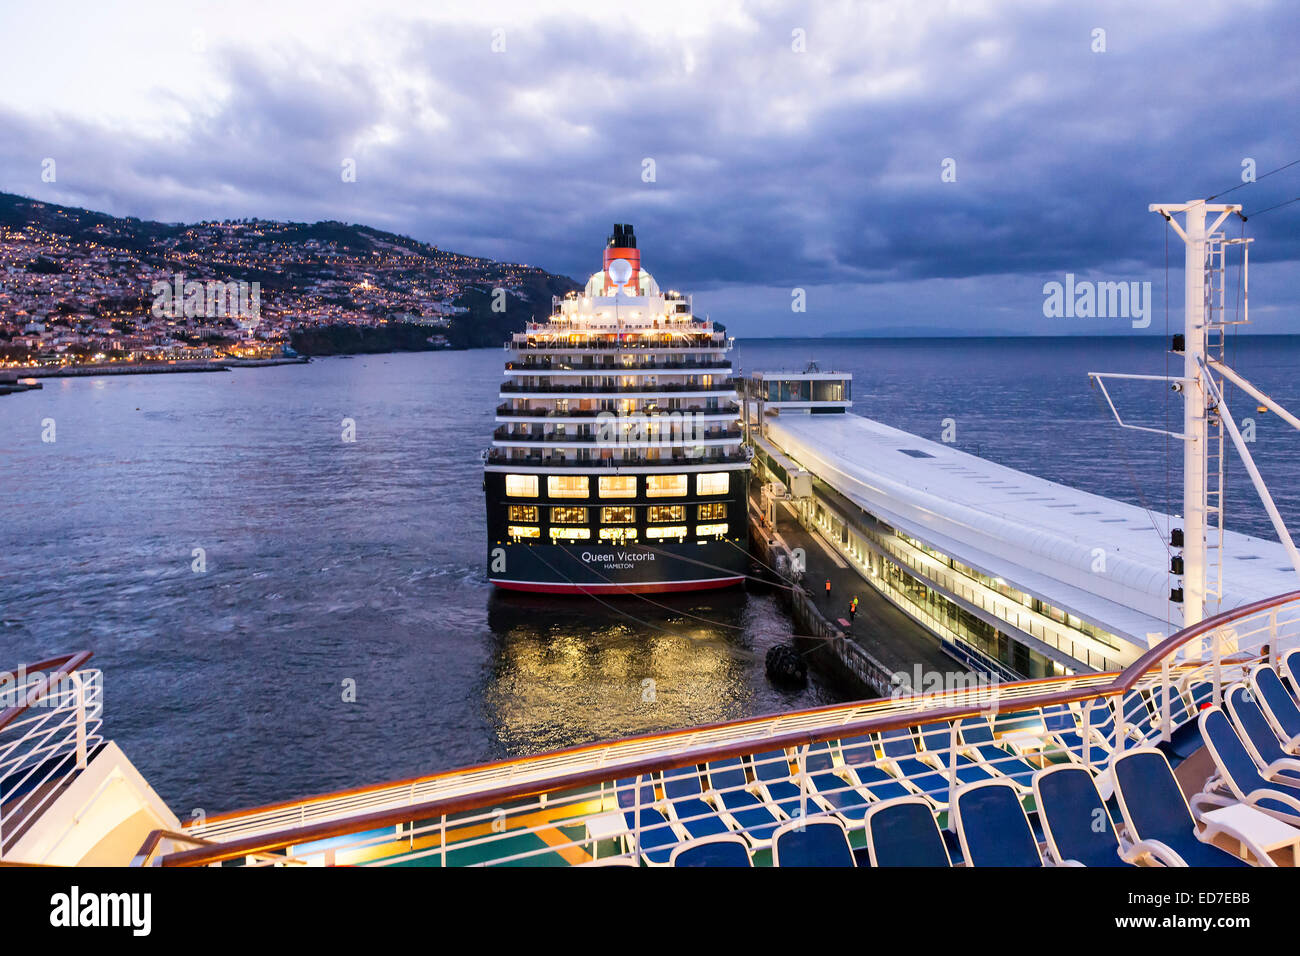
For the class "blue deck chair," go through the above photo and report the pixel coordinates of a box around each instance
[1280,648,1300,696]
[662,765,731,841]
[615,776,679,865]
[802,742,872,821]
[771,817,856,867]
[916,721,998,786]
[1249,664,1300,750]
[1149,683,1203,760]
[1111,746,1252,866]
[1044,700,1113,765]
[1032,765,1135,867]
[705,757,783,842]
[957,716,1039,788]
[1186,679,1214,711]
[751,750,809,821]
[879,727,953,805]
[1199,707,1300,829]
[1225,685,1300,785]
[863,796,951,867]
[1119,690,1157,742]
[669,834,753,867]
[837,734,914,803]
[952,779,1043,866]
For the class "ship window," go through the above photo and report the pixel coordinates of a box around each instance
[598,475,637,498]
[550,506,589,524]
[600,528,638,542]
[505,474,539,497]
[696,472,729,495]
[696,523,728,538]
[648,505,686,523]
[646,474,687,497]
[549,527,591,540]
[547,475,589,499]
[601,506,635,524]
[697,503,727,521]
[508,525,540,539]
[646,526,688,540]
[508,505,538,522]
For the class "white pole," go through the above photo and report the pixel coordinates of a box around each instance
[1183,202,1209,631]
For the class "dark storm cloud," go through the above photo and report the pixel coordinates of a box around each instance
[1,0,1298,333]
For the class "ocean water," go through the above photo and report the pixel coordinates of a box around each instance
[0,352,831,815]
[2,335,1298,814]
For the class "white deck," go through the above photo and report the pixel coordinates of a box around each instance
[765,412,1300,650]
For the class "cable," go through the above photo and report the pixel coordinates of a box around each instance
[1243,195,1300,219]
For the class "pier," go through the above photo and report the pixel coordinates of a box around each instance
[744,367,1300,684]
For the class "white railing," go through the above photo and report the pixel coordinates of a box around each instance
[0,658,103,858]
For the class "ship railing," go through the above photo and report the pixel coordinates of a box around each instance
[499,383,737,394]
[143,590,1300,867]
[504,361,733,372]
[495,403,741,418]
[482,451,751,467]
[491,428,743,443]
[0,652,102,859]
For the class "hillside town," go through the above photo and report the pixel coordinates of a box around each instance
[0,193,573,368]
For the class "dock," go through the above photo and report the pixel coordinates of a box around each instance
[744,367,1300,683]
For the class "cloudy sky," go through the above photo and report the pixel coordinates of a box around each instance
[1,0,1298,336]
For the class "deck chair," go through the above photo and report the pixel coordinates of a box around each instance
[662,765,731,841]
[802,742,872,822]
[615,775,679,865]
[669,834,753,867]
[1199,707,1300,830]
[837,734,915,803]
[1111,746,1258,866]
[705,757,783,843]
[1032,765,1138,866]
[1044,699,1114,766]
[1185,679,1215,712]
[771,817,856,867]
[1249,664,1300,751]
[957,716,1039,788]
[879,727,954,805]
[750,750,809,821]
[1225,685,1300,785]
[863,796,951,867]
[1280,648,1300,696]
[1149,683,1203,760]
[916,721,998,786]
[952,779,1043,866]
[1119,690,1157,742]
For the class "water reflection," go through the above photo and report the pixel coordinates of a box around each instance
[484,589,834,755]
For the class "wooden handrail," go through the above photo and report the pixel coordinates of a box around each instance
[0,651,94,733]
[158,592,1300,866]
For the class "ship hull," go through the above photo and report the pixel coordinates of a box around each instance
[487,538,747,594]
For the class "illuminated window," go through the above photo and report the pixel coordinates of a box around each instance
[599,476,637,498]
[550,506,588,524]
[696,523,728,538]
[600,528,638,542]
[696,472,729,495]
[697,502,727,521]
[508,525,540,539]
[547,475,589,499]
[648,505,686,523]
[549,527,591,540]
[646,474,687,497]
[506,474,538,497]
[508,505,538,522]
[601,506,635,524]
[646,526,688,539]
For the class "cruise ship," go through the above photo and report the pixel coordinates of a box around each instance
[484,224,750,593]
